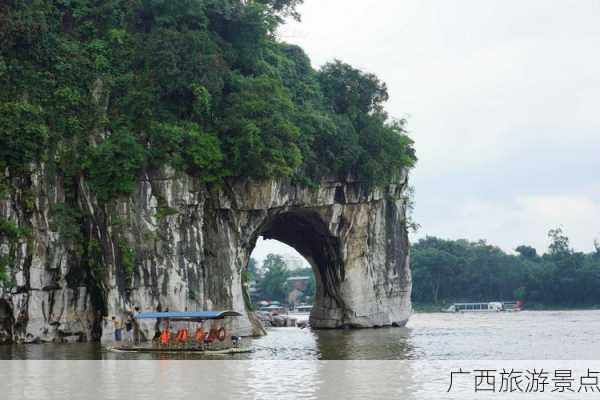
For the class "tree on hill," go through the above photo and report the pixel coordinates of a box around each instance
[259,254,290,302]
[0,0,416,205]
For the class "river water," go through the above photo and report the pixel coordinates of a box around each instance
[2,311,600,399]
[2,310,599,360]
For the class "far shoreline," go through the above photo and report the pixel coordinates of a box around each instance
[412,303,600,314]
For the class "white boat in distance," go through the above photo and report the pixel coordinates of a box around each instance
[444,301,522,313]
[294,305,313,314]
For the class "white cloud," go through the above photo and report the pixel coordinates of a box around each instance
[250,238,311,269]
[274,0,600,253]
[413,194,600,253]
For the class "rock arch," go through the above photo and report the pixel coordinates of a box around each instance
[219,175,414,331]
[252,210,345,328]
[0,169,412,342]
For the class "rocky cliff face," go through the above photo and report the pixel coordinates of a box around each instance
[0,165,412,344]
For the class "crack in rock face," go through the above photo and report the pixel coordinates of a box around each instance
[0,173,412,343]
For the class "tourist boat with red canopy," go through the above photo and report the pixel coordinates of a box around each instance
[108,310,252,355]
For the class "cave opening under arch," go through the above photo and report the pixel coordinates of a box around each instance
[246,210,346,328]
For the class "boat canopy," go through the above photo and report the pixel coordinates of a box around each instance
[135,311,242,321]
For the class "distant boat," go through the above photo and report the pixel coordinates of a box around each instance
[293,305,313,314]
[444,301,522,313]
[501,301,523,312]
[288,305,313,324]
[259,304,286,314]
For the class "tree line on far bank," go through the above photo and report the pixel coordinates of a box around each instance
[411,228,600,309]
[245,254,315,304]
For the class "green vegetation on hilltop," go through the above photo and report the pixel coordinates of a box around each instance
[0,0,416,208]
[411,228,600,309]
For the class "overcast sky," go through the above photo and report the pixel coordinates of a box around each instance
[252,0,600,263]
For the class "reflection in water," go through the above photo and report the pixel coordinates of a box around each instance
[246,361,321,399]
[1,310,600,360]
[3,359,589,400]
[313,360,420,400]
[315,327,417,360]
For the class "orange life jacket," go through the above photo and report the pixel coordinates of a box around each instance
[176,328,188,343]
[160,329,170,345]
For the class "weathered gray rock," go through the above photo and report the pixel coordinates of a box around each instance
[0,164,412,344]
